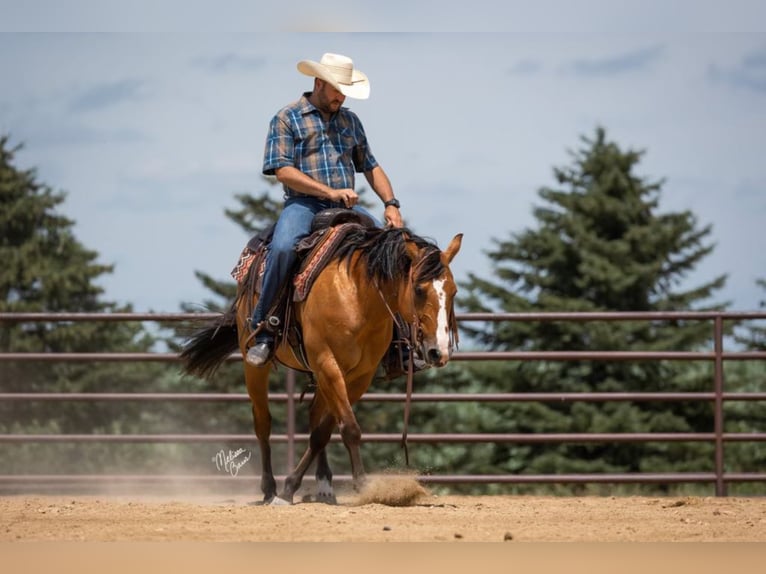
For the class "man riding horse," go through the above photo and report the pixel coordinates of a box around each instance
[247,52,415,373]
[179,53,464,504]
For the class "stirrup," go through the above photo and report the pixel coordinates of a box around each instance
[248,315,280,339]
[246,341,275,367]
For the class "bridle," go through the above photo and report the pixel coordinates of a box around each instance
[375,244,459,465]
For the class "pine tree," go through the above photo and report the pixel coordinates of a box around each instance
[2,139,113,314]
[735,278,766,351]
[0,135,152,373]
[0,136,190,476]
[456,127,729,492]
[725,278,766,493]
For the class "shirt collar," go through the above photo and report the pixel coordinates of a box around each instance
[297,92,315,115]
[297,92,346,119]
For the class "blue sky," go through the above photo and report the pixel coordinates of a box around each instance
[1,2,765,312]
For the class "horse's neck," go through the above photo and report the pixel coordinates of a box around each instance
[350,257,401,310]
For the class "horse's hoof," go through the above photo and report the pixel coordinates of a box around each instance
[316,492,338,505]
[301,492,338,505]
[315,478,337,504]
[269,496,292,506]
[249,493,279,506]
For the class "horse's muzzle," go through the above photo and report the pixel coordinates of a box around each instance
[421,344,450,367]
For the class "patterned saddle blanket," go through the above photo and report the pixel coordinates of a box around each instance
[230,208,375,302]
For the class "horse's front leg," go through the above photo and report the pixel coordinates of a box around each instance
[338,412,366,489]
[314,447,336,504]
[244,365,277,503]
[323,375,367,491]
[278,413,335,504]
[281,411,364,502]
[314,368,375,493]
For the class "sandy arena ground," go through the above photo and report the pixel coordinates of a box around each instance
[2,476,765,542]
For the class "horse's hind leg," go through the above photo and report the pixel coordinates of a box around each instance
[244,365,277,503]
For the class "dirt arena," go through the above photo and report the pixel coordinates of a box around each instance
[2,476,765,542]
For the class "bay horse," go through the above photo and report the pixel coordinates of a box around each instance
[180,223,462,505]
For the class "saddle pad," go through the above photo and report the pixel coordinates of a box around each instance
[230,221,364,298]
[293,222,362,301]
[231,246,257,284]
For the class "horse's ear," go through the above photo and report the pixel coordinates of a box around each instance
[441,233,463,264]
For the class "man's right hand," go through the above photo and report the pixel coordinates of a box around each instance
[274,167,359,207]
[327,187,359,208]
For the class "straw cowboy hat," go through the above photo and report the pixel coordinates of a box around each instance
[297,53,370,100]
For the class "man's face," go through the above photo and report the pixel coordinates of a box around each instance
[315,79,346,114]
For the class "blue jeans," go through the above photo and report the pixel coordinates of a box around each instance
[251,196,381,341]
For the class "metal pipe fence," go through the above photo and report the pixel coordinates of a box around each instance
[1,311,765,496]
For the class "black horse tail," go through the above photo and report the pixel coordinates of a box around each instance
[179,306,240,380]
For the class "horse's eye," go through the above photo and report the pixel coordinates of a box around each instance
[414,284,425,298]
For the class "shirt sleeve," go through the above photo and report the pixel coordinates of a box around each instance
[262,113,294,176]
[349,113,379,173]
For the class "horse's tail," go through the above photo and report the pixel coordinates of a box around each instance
[179,305,240,380]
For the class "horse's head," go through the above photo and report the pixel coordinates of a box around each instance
[400,233,463,368]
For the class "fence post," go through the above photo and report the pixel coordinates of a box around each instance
[713,315,726,496]
[286,369,296,472]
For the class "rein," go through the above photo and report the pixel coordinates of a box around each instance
[374,250,435,466]
[375,278,417,466]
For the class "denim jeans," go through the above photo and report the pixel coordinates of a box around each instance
[251,196,381,340]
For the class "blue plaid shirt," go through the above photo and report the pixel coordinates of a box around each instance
[262,93,378,197]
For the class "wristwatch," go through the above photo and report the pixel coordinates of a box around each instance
[384,198,400,209]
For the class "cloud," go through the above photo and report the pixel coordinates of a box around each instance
[36,125,148,147]
[708,45,766,94]
[192,53,267,74]
[733,179,766,206]
[566,45,664,77]
[508,59,543,76]
[69,78,147,113]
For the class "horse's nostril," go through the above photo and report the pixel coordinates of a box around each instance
[427,348,442,363]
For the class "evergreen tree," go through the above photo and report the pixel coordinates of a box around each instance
[456,127,729,492]
[725,277,766,494]
[0,135,186,476]
[2,138,119,315]
[735,278,766,351]
[0,135,152,377]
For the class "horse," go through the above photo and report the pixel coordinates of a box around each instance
[180,222,463,505]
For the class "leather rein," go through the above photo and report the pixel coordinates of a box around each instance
[375,250,459,466]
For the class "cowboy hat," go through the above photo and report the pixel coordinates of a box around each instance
[297,53,370,100]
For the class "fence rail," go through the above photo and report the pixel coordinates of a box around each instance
[2,311,766,496]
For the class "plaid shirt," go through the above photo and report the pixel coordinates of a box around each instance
[262,93,378,196]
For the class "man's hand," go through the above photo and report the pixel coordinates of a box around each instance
[327,187,359,208]
[385,205,403,228]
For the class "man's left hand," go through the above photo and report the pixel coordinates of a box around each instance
[385,206,403,228]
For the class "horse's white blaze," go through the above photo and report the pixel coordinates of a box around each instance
[433,278,451,356]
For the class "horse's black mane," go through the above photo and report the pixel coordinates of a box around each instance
[334,226,445,284]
